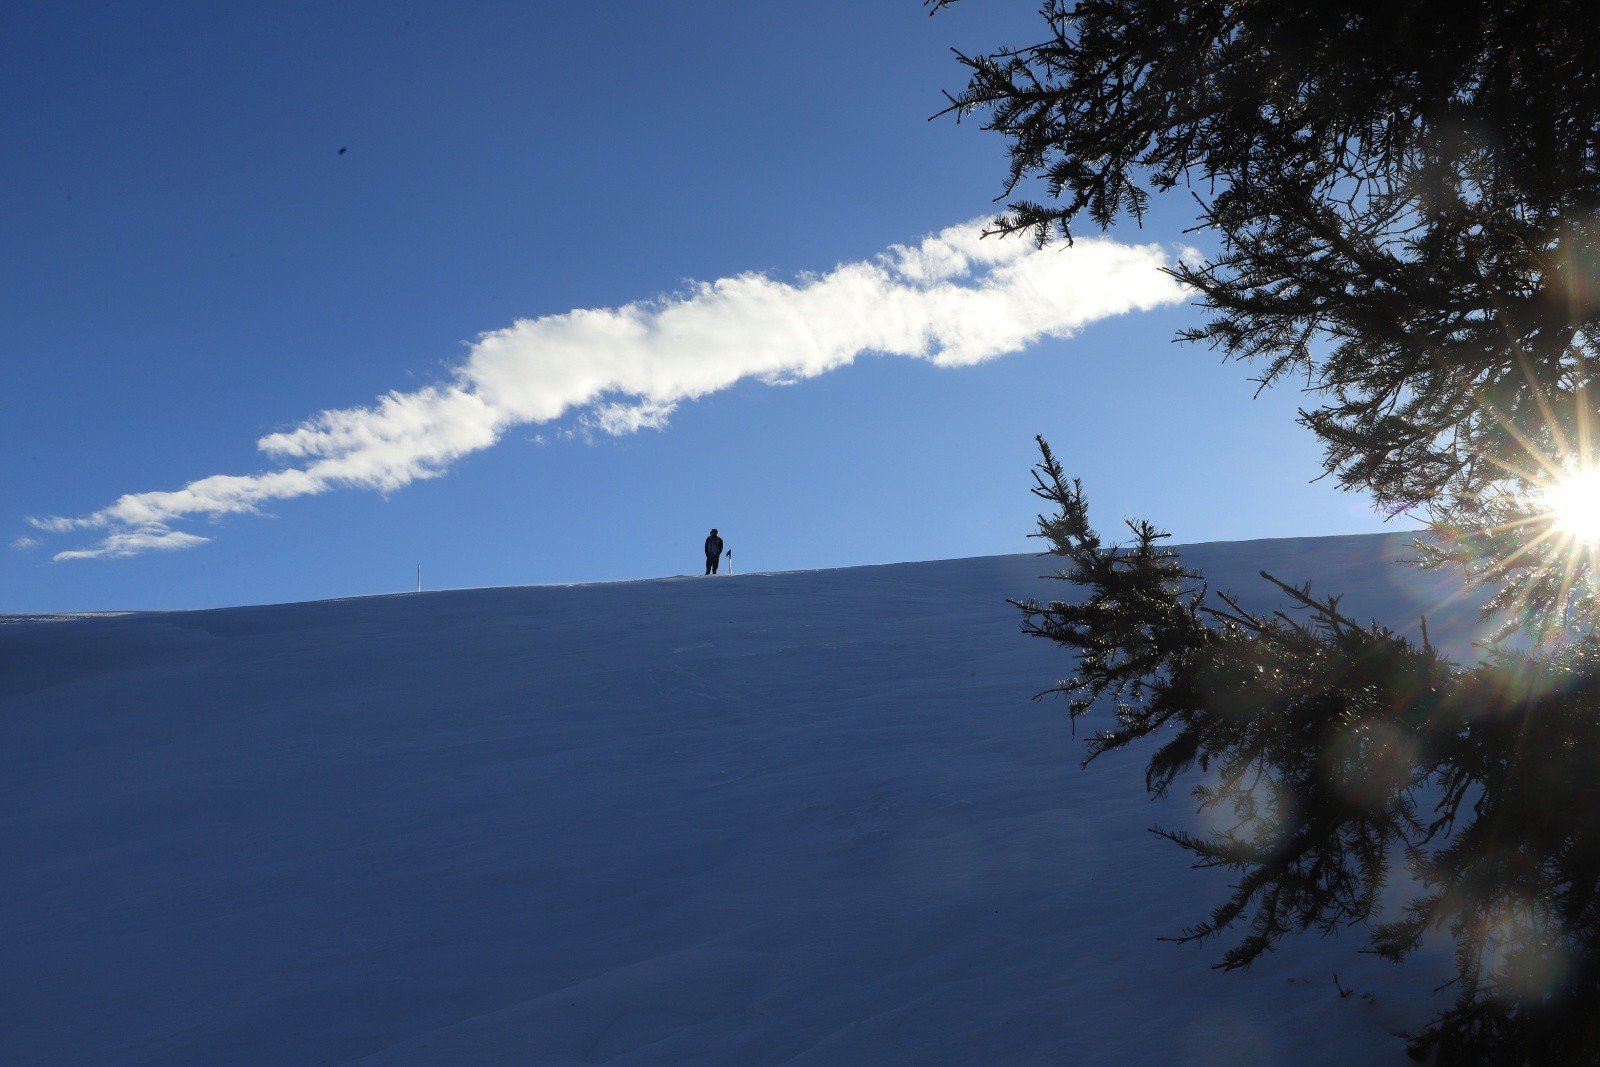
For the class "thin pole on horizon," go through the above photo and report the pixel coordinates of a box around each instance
[417,564,421,593]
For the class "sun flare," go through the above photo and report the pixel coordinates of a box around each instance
[1543,466,1600,544]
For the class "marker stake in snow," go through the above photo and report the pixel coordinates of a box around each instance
[417,564,422,593]
[726,548,733,576]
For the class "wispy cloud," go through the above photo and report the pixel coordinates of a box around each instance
[32,220,1189,560]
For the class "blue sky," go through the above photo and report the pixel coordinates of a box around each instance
[2,2,1402,612]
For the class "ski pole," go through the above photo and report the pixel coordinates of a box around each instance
[726,548,733,575]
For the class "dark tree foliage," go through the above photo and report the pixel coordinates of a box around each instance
[931,1,1600,1061]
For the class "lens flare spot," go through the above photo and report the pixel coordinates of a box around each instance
[1480,898,1572,1002]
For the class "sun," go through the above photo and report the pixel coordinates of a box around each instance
[1542,466,1600,544]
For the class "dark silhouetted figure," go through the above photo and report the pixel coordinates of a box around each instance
[704,529,724,574]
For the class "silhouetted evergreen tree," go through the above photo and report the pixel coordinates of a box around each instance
[932,1,1600,1060]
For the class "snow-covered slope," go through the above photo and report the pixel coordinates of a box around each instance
[1,532,1488,1065]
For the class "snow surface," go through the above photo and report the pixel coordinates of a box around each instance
[2,532,1491,1065]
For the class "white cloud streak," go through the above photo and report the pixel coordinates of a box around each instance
[33,220,1189,560]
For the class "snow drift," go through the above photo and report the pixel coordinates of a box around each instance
[1,532,1486,1065]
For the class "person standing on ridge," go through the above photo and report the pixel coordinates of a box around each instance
[704,528,724,575]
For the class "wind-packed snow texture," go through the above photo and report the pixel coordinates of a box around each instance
[2,532,1486,1065]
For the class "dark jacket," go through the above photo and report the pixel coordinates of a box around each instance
[705,534,724,559]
